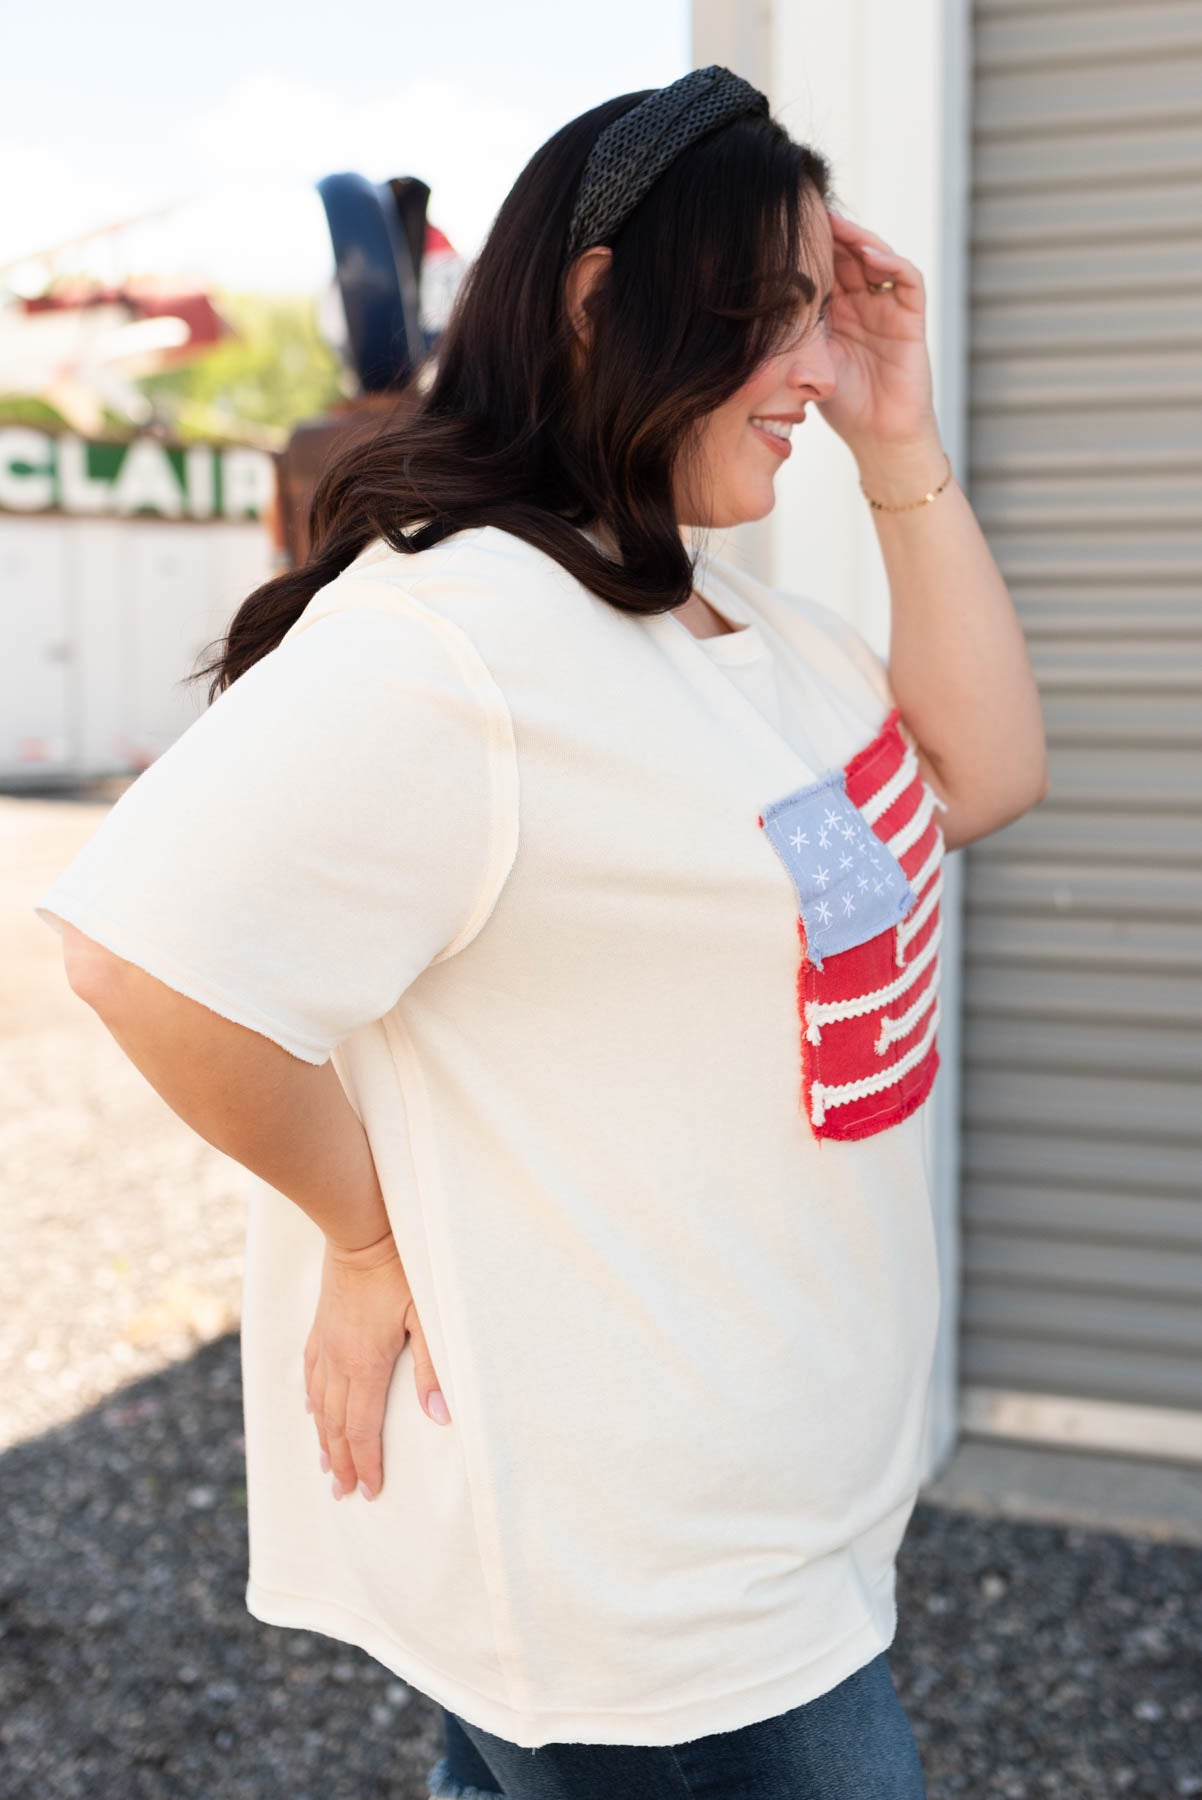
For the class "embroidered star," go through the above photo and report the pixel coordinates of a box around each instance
[857,874,870,891]
[789,826,810,851]
[885,873,895,887]
[839,853,854,872]
[823,806,842,828]
[842,892,856,917]
[840,822,857,840]
[873,879,884,895]
[813,864,831,890]
[814,899,832,926]
[818,827,830,849]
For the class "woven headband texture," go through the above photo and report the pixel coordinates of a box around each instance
[563,64,770,265]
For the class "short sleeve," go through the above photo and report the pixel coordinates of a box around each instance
[32,596,519,1065]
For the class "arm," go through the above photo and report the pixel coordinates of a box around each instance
[61,921,452,1503]
[63,921,391,1254]
[818,210,1048,852]
[36,601,510,1500]
[854,435,1049,856]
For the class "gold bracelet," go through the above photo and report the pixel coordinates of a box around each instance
[860,448,953,512]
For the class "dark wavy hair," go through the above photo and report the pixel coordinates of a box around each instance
[194,89,834,699]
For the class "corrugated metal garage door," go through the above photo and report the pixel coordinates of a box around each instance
[959,0,1202,1460]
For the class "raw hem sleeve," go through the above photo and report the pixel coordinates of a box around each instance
[31,600,518,1061]
[35,896,332,1065]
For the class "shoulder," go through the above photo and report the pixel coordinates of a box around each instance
[203,545,520,771]
[341,524,579,608]
[277,529,536,699]
[293,525,594,664]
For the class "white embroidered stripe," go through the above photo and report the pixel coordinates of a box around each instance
[875,965,939,1055]
[803,917,943,1045]
[906,829,944,908]
[885,783,939,862]
[810,998,942,1127]
[896,865,943,961]
[857,747,920,826]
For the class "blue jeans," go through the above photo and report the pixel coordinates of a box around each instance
[426,1651,927,1798]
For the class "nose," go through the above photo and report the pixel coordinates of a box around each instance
[787,341,839,402]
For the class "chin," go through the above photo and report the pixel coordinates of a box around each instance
[681,479,779,531]
[718,482,777,528]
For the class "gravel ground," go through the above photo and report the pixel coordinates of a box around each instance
[2,788,248,1454]
[3,790,1200,1799]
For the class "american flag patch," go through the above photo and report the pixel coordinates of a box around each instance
[758,707,947,1142]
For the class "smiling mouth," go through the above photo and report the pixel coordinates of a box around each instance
[749,416,799,457]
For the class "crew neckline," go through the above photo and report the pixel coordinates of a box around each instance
[692,615,769,664]
[360,518,827,796]
[573,518,765,648]
[674,558,770,664]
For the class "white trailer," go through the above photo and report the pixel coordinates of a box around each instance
[1,429,277,788]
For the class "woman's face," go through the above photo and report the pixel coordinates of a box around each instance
[564,197,840,531]
[676,206,840,529]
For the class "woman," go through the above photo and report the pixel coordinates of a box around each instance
[35,66,1048,1800]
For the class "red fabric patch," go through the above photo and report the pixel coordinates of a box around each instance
[765,707,946,1143]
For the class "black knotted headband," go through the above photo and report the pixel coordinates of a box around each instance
[563,64,770,266]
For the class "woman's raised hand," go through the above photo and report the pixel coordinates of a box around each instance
[303,1229,451,1501]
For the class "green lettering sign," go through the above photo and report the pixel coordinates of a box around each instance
[0,430,275,520]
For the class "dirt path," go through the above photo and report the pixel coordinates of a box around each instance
[1,789,247,1452]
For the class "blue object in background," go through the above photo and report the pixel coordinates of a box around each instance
[316,172,428,391]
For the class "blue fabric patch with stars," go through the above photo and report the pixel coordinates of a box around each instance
[760,769,917,969]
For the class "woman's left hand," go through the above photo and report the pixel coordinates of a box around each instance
[813,208,940,456]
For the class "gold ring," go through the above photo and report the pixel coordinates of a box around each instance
[865,277,896,293]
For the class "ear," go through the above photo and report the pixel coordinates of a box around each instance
[564,244,613,348]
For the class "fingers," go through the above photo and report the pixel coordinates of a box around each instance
[307,1353,332,1474]
[304,1339,450,1505]
[301,1263,452,1505]
[342,1366,391,1500]
[303,1330,319,1427]
[828,206,893,252]
[322,1366,355,1498]
[827,208,923,301]
[312,1356,441,1500]
[406,1309,452,1427]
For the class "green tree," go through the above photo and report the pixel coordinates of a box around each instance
[138,289,346,443]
